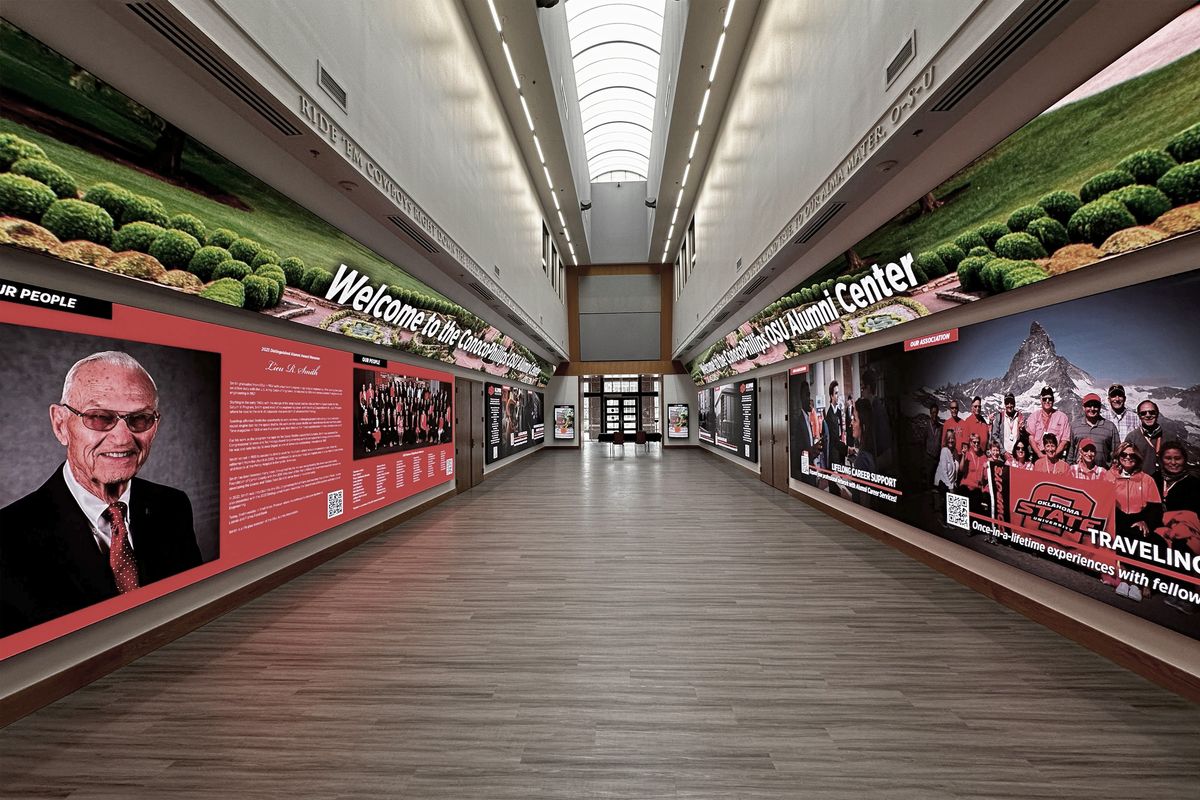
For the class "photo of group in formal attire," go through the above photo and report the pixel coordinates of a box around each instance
[353,369,452,460]
[0,325,220,638]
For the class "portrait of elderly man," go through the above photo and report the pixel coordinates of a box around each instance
[1,351,202,636]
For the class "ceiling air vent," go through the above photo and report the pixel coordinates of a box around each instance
[931,0,1069,112]
[505,313,527,329]
[467,281,499,305]
[386,215,439,253]
[317,61,348,112]
[741,274,770,296]
[793,202,846,246]
[885,31,916,88]
[735,257,743,272]
[712,311,730,325]
[126,3,302,136]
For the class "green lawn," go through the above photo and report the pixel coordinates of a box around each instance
[0,19,445,300]
[808,48,1200,282]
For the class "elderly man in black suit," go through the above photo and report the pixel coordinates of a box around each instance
[1,351,201,637]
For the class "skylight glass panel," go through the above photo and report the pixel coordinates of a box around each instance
[566,0,665,182]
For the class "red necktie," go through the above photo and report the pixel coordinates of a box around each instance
[105,502,140,593]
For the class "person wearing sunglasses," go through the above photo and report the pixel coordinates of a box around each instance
[1109,442,1163,603]
[1,351,201,636]
[1124,400,1166,479]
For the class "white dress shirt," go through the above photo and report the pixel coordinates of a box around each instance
[62,463,134,554]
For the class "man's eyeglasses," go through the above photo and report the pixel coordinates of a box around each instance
[58,404,159,433]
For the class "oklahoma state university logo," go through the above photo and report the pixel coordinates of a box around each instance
[1013,483,1106,537]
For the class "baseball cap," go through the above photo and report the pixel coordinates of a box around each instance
[1079,437,1096,451]
[1082,393,1101,406]
[1004,393,1015,403]
[1040,386,1054,398]
[1108,383,1125,397]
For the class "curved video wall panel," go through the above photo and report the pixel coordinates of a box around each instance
[788,270,1200,640]
[0,279,454,659]
[484,382,545,465]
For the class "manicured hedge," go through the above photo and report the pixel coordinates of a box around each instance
[279,256,306,286]
[148,229,201,269]
[81,183,134,221]
[207,227,238,248]
[112,221,166,253]
[254,264,286,304]
[1037,190,1082,224]
[1115,149,1177,185]
[242,274,274,310]
[933,243,965,270]
[953,230,987,253]
[1025,216,1068,253]
[1157,161,1200,206]
[40,199,113,245]
[1067,199,1137,246]
[252,248,280,268]
[200,277,245,307]
[1079,169,1135,203]
[168,213,207,242]
[228,237,263,263]
[976,221,1009,248]
[1005,204,1047,232]
[213,259,252,281]
[914,251,947,280]
[119,194,169,227]
[994,231,1046,260]
[188,245,231,281]
[0,172,56,218]
[956,255,989,292]
[10,158,76,198]
[1166,122,1200,164]
[301,266,334,295]
[1103,184,1172,224]
[967,245,993,258]
[0,133,45,171]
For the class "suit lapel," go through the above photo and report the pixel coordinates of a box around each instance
[43,469,116,596]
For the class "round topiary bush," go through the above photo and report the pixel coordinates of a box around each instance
[40,199,113,245]
[0,133,46,170]
[979,259,1013,294]
[112,221,166,253]
[252,248,280,268]
[1002,263,1048,291]
[148,228,201,269]
[914,251,946,280]
[188,245,231,281]
[207,227,239,248]
[10,158,76,199]
[1166,122,1200,164]
[1157,161,1200,206]
[1006,204,1047,232]
[1037,190,1082,225]
[241,274,274,310]
[994,231,1046,260]
[1079,169,1135,203]
[301,266,334,295]
[254,264,286,305]
[953,230,987,254]
[933,243,966,270]
[279,256,306,286]
[976,221,1009,248]
[200,277,245,307]
[81,183,134,221]
[213,259,252,282]
[168,213,207,242]
[228,237,263,263]
[1025,216,1068,253]
[1103,184,1172,224]
[956,255,989,292]
[0,173,56,219]
[1067,199,1137,246]
[967,245,993,258]
[119,194,169,227]
[1115,149,1177,185]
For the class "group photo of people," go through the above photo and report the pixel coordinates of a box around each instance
[353,369,452,460]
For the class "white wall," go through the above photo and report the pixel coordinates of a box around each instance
[588,181,652,263]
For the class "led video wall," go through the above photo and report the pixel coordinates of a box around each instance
[0,278,454,658]
[697,382,757,463]
[789,270,1200,639]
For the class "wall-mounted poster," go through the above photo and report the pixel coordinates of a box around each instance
[0,278,454,659]
[697,389,715,443]
[688,9,1200,385]
[0,20,554,386]
[789,270,1200,641]
[484,383,545,464]
[712,381,758,463]
[667,403,690,438]
[553,405,575,440]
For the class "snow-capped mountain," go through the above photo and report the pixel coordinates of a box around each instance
[909,321,1197,453]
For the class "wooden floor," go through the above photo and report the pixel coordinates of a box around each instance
[2,444,1197,798]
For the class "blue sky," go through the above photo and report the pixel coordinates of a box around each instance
[927,272,1200,387]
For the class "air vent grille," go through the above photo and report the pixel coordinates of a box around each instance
[793,202,846,245]
[318,62,348,111]
[931,0,1068,112]
[505,313,526,329]
[386,215,439,253]
[467,282,499,305]
[126,3,302,136]
[741,274,769,296]
[712,311,730,324]
[885,31,916,87]
[735,258,743,272]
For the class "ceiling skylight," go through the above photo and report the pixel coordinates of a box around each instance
[566,0,665,183]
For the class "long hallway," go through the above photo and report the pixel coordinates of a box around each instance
[2,446,1197,798]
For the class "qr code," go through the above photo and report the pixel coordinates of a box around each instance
[946,493,970,530]
[800,451,810,475]
[327,489,344,519]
